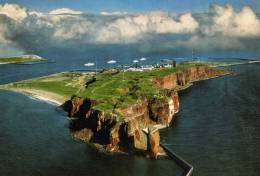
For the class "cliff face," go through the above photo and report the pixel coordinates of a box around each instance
[153,65,231,89]
[62,66,232,157]
[62,92,179,155]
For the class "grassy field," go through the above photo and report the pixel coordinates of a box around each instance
[0,57,46,64]
[3,63,200,114]
[8,72,88,98]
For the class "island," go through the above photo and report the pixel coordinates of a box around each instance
[0,63,234,158]
[0,55,46,64]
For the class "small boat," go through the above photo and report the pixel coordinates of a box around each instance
[107,60,117,64]
[140,57,147,61]
[84,62,95,67]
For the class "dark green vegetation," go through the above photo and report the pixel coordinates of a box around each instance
[5,63,199,113]
[0,57,45,64]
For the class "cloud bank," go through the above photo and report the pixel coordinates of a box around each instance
[0,3,27,22]
[49,8,83,15]
[0,3,260,57]
[95,12,199,43]
[207,4,260,37]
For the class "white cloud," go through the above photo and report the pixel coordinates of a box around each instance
[0,3,27,22]
[150,12,199,34]
[95,11,199,43]
[206,4,260,37]
[29,11,44,17]
[0,2,260,55]
[95,17,143,43]
[49,8,83,15]
[53,19,92,40]
[100,11,129,16]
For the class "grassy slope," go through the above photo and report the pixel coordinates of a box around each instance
[4,63,199,113]
[8,72,86,98]
[0,57,45,64]
[80,64,196,111]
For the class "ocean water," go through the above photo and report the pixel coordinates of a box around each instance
[0,62,183,176]
[0,61,260,176]
[161,63,260,176]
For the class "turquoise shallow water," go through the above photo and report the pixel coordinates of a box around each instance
[0,62,260,176]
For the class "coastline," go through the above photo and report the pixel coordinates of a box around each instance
[0,59,254,107]
[0,61,45,65]
[0,87,67,106]
[0,74,229,110]
[0,63,240,159]
[175,72,235,92]
[0,63,239,108]
[26,91,65,106]
[208,60,260,67]
[0,58,46,65]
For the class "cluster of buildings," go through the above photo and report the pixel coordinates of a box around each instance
[122,59,177,72]
[84,58,178,73]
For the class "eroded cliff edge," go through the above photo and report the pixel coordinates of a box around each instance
[61,66,232,158]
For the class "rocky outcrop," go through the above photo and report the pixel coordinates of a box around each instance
[62,66,232,158]
[62,92,179,156]
[153,65,231,90]
[149,130,161,158]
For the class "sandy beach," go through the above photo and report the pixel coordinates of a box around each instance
[3,88,67,106]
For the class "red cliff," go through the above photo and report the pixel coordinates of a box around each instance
[153,65,231,89]
[62,65,232,158]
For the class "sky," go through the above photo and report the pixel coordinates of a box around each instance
[0,1,260,58]
[2,0,260,13]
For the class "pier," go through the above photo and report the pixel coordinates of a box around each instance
[143,127,194,175]
[160,143,194,176]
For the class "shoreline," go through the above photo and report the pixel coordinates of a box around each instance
[27,93,63,106]
[0,68,235,108]
[0,60,258,110]
[0,59,46,65]
[0,64,242,160]
[0,74,229,110]
[0,87,66,106]
[0,61,45,65]
[208,60,260,68]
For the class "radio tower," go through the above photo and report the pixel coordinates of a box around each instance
[192,48,194,60]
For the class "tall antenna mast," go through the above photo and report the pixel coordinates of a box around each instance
[95,59,97,74]
[192,48,194,60]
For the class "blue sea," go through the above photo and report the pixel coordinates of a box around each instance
[0,56,259,176]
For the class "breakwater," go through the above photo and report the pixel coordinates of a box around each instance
[161,144,193,176]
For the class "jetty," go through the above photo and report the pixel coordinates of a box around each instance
[161,143,194,176]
